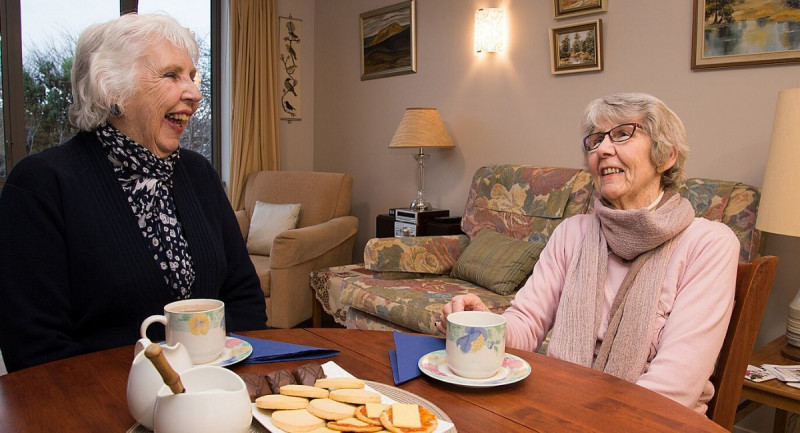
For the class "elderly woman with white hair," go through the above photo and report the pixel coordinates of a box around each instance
[0,13,266,372]
[438,93,739,415]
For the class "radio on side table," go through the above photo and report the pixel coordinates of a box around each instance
[376,208,460,237]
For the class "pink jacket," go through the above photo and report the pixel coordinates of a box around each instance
[503,214,740,414]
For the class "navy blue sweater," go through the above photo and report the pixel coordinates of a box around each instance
[0,131,266,371]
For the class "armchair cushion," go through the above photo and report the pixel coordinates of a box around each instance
[246,201,300,256]
[450,229,545,295]
[364,235,469,275]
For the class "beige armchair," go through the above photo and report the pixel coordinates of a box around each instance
[235,170,358,328]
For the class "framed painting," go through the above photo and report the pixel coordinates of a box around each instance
[549,19,603,75]
[692,0,800,69]
[360,0,416,80]
[553,0,607,19]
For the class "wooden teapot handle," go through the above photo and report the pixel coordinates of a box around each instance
[144,343,186,394]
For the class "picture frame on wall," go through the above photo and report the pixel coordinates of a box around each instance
[553,0,607,19]
[549,19,603,75]
[692,0,800,69]
[360,0,417,80]
[279,15,302,121]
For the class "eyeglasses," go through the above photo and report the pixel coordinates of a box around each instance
[582,123,642,152]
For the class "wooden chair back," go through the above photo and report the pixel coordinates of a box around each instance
[708,255,778,430]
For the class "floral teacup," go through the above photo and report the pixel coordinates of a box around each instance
[445,311,506,378]
[140,299,226,364]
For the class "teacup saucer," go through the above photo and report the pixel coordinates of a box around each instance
[161,337,253,367]
[418,349,531,388]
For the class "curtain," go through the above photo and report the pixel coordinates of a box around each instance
[228,0,281,210]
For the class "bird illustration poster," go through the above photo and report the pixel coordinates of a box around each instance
[280,16,301,121]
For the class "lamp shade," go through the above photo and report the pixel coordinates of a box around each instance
[756,88,800,237]
[389,108,454,149]
[474,8,506,53]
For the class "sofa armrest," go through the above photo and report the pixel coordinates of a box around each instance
[364,235,470,274]
[270,216,359,269]
[234,209,249,240]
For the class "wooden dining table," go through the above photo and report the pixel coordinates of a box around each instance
[0,328,726,432]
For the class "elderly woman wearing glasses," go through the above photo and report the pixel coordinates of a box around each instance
[438,92,739,415]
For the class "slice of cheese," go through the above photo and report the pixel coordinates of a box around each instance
[365,402,389,418]
[392,403,421,428]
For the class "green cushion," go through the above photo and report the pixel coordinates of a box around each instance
[450,229,545,295]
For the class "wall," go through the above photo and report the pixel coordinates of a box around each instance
[295,2,799,429]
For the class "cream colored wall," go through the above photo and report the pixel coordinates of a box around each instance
[282,2,799,428]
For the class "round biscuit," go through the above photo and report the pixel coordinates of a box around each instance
[271,409,325,432]
[281,384,330,398]
[307,398,357,420]
[255,394,309,410]
[329,388,382,405]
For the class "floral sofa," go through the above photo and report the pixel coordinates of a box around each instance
[326,164,761,335]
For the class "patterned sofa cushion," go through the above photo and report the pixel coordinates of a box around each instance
[460,165,595,244]
[363,235,470,275]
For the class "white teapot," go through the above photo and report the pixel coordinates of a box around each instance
[127,338,194,430]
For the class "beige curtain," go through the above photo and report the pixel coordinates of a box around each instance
[228,0,281,210]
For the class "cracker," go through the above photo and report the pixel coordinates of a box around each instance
[271,409,325,432]
[255,394,309,410]
[314,377,365,390]
[307,398,357,420]
[329,388,382,405]
[326,417,384,432]
[281,384,330,399]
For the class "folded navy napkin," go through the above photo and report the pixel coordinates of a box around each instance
[231,333,340,364]
[389,331,445,385]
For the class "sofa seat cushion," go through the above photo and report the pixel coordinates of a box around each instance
[249,254,271,297]
[341,276,513,335]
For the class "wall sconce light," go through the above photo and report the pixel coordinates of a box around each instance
[474,8,506,54]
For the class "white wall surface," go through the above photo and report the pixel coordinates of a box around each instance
[278,2,800,429]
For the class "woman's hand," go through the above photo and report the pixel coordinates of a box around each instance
[435,294,490,334]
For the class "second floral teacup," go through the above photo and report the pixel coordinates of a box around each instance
[140,299,226,364]
[445,310,506,379]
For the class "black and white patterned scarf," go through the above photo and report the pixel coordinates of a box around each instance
[97,123,196,299]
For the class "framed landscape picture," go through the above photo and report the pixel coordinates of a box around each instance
[360,0,417,80]
[549,19,603,75]
[692,0,800,69]
[553,0,607,19]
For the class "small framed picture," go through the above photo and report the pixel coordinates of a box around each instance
[360,0,417,80]
[692,0,800,69]
[553,0,607,19]
[549,19,603,75]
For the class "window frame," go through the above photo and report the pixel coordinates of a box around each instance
[0,0,220,187]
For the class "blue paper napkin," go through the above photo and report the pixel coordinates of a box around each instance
[389,331,445,385]
[230,333,340,364]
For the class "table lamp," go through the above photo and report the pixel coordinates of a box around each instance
[755,88,800,359]
[389,108,454,211]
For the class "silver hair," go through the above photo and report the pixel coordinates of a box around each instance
[68,13,199,131]
[581,92,689,189]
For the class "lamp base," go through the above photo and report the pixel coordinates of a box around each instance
[410,198,431,211]
[782,342,800,362]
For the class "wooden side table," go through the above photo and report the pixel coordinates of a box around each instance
[739,335,800,432]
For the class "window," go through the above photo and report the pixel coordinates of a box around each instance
[0,0,220,187]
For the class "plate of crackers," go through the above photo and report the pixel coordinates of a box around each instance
[249,361,456,433]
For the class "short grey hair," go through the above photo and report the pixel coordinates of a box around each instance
[68,13,199,131]
[581,92,689,189]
